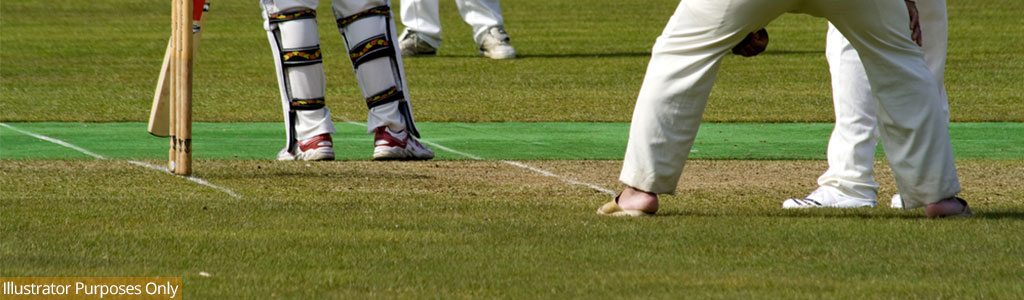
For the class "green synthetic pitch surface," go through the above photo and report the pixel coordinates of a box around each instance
[4,0,1024,298]
[2,122,1024,160]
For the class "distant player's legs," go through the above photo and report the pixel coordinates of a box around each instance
[787,0,949,209]
[453,0,502,44]
[262,0,337,161]
[399,0,513,58]
[456,0,514,59]
[398,0,443,49]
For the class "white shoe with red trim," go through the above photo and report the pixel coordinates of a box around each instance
[372,126,434,161]
[277,133,335,161]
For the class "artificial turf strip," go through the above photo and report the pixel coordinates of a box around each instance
[1,122,1022,160]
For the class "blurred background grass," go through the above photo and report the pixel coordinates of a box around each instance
[2,0,1021,123]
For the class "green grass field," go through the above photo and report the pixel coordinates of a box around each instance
[2,0,1023,298]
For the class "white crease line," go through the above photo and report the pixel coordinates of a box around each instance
[1,122,107,159]
[418,140,482,160]
[1,122,241,199]
[341,120,616,196]
[125,160,242,198]
[499,160,617,195]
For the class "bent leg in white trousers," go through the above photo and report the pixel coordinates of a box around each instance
[815,0,949,204]
[619,1,785,194]
[619,0,959,209]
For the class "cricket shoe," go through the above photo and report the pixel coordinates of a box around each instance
[276,133,335,161]
[782,187,876,209]
[398,31,437,57]
[372,126,434,161]
[479,27,516,59]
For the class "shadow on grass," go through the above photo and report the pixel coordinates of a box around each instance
[516,50,824,58]
[407,52,653,59]
[516,52,652,58]
[416,49,824,59]
[648,208,1024,220]
[754,50,822,56]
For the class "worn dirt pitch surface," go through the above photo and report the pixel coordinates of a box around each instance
[3,159,1023,298]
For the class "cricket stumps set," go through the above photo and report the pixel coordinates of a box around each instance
[149,0,207,175]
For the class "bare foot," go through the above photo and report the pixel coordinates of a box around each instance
[617,186,659,213]
[925,197,973,218]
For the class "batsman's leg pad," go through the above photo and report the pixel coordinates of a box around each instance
[264,8,335,151]
[335,5,420,137]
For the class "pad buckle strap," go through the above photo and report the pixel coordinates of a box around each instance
[348,35,390,68]
[335,5,390,28]
[291,97,326,110]
[366,87,403,109]
[281,45,323,66]
[268,9,317,23]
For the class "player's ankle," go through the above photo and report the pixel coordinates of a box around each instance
[925,197,967,218]
[617,186,659,212]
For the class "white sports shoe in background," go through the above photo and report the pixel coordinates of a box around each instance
[479,27,516,59]
[372,126,434,161]
[782,187,877,209]
[398,31,437,57]
[890,194,904,209]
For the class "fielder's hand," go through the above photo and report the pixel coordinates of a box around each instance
[906,0,923,46]
[732,28,769,57]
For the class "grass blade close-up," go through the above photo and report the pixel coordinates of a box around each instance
[2,0,1023,299]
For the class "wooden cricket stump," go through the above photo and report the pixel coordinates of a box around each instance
[169,0,194,175]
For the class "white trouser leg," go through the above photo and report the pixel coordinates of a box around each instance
[621,0,959,204]
[334,0,416,135]
[817,0,960,208]
[261,0,336,147]
[819,23,882,201]
[620,0,786,194]
[454,0,504,44]
[919,0,949,116]
[819,0,949,202]
[399,0,443,48]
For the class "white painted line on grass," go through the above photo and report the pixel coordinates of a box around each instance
[417,140,482,160]
[1,122,241,199]
[341,120,617,196]
[1,122,107,159]
[499,160,617,195]
[125,160,242,198]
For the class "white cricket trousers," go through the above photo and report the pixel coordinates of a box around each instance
[399,0,504,48]
[819,0,949,203]
[619,0,961,208]
[261,0,410,140]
